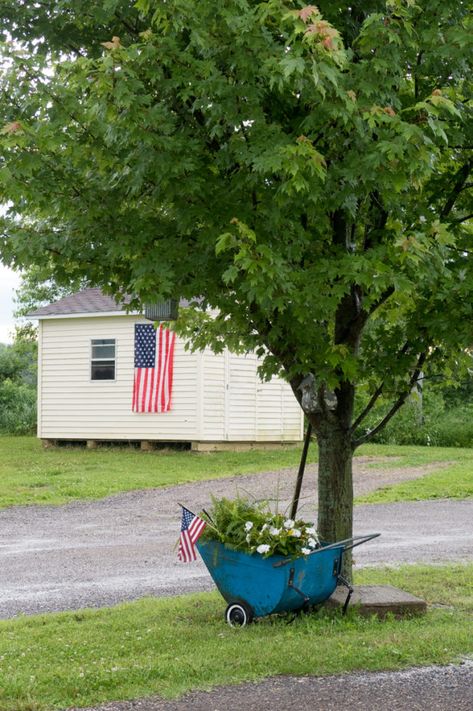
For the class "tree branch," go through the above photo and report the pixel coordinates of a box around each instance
[368,285,395,316]
[353,351,427,448]
[351,341,410,432]
[351,381,384,433]
[414,51,423,101]
[451,212,473,224]
[67,43,84,58]
[446,245,473,257]
[441,158,473,218]
[114,12,141,37]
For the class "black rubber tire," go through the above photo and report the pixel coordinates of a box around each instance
[225,601,254,627]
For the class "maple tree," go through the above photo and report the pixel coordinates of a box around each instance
[1,0,472,575]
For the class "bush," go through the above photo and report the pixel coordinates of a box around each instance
[355,387,473,448]
[0,379,37,434]
[429,405,473,448]
[355,388,444,446]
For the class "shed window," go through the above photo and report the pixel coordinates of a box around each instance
[91,339,116,380]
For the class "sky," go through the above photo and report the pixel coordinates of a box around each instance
[0,263,21,343]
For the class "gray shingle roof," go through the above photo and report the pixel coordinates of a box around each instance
[28,288,198,318]
[28,288,132,317]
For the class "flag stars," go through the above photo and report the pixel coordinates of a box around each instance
[132,323,176,413]
[135,324,156,368]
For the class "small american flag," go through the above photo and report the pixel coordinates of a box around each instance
[132,323,176,413]
[178,506,206,562]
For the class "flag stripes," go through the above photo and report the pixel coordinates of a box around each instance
[132,323,176,413]
[178,507,206,563]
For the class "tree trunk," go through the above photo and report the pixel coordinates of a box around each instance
[313,418,354,580]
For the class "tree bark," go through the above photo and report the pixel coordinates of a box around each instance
[312,416,354,579]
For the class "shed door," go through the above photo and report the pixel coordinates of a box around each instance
[224,351,257,441]
[255,379,285,441]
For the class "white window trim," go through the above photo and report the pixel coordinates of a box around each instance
[90,338,117,382]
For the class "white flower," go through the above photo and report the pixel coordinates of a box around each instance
[246,533,252,543]
[284,519,295,529]
[305,527,317,536]
[269,526,281,536]
[301,547,312,555]
[256,544,270,554]
[244,521,253,532]
[260,523,268,533]
[290,528,302,538]
[308,537,318,548]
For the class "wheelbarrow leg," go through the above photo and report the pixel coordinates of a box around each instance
[288,567,311,606]
[337,574,354,615]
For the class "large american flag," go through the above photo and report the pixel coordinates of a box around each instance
[178,506,207,562]
[132,323,176,413]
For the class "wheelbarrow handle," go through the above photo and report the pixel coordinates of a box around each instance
[343,533,380,551]
[272,533,380,568]
[314,533,380,554]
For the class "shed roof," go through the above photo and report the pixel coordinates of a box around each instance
[28,288,133,317]
[28,288,197,319]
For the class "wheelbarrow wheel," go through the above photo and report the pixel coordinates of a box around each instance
[225,601,254,627]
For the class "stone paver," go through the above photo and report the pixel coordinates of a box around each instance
[327,584,427,618]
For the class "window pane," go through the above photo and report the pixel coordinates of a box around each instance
[92,339,115,346]
[91,361,115,380]
[92,344,116,359]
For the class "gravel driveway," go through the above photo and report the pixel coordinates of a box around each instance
[1,456,472,620]
[76,661,473,711]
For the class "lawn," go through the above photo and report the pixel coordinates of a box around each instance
[0,435,315,508]
[1,436,472,509]
[356,444,473,504]
[0,564,472,710]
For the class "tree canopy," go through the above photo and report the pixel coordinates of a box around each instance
[1,0,472,556]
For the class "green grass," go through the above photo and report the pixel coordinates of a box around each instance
[0,564,472,710]
[0,436,316,509]
[356,444,473,504]
[1,437,472,509]
[356,442,470,468]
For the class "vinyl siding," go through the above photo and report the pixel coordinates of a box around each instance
[39,316,198,440]
[201,349,226,440]
[202,350,302,442]
[38,315,303,442]
[225,351,257,441]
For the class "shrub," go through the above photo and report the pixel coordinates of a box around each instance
[355,388,444,446]
[429,405,473,448]
[0,379,37,434]
[355,386,473,448]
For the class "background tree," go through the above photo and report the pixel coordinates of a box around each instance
[12,264,86,340]
[0,263,79,433]
[1,0,472,574]
[0,336,37,434]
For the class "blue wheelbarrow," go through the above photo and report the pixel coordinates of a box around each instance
[197,533,379,626]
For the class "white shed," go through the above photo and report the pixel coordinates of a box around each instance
[30,289,303,449]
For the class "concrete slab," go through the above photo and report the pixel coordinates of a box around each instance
[326,584,427,618]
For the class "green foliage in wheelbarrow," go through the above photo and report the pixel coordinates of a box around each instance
[201,496,320,559]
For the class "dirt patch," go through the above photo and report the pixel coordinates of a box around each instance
[352,457,452,498]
